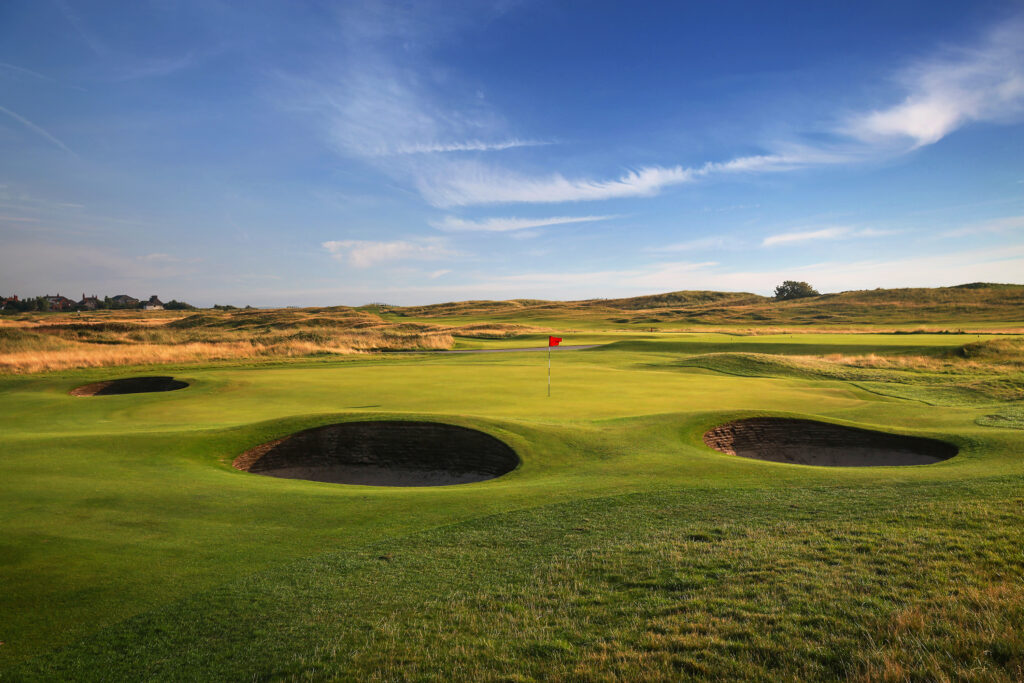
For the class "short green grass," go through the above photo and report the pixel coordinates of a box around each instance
[2,331,1024,679]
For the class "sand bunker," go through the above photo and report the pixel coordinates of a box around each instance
[703,417,957,467]
[71,376,189,397]
[234,421,519,486]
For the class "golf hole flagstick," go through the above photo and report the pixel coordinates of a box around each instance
[548,336,562,397]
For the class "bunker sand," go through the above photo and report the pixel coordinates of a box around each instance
[704,417,958,467]
[70,376,188,396]
[234,420,519,486]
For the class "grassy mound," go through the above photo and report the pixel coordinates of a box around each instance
[977,406,1024,430]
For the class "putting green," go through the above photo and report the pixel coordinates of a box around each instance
[1,337,1022,678]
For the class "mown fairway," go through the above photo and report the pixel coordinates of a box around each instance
[2,331,1023,679]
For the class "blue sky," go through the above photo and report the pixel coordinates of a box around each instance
[1,1,1023,306]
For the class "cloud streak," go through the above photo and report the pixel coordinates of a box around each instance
[762,226,897,246]
[0,104,75,155]
[844,18,1024,148]
[652,236,742,252]
[322,238,454,268]
[416,151,846,207]
[418,164,693,207]
[431,214,615,233]
[940,214,1024,238]
[0,62,53,81]
[391,139,549,155]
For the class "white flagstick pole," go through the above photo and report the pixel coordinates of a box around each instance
[547,341,551,397]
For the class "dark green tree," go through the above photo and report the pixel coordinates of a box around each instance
[774,280,820,300]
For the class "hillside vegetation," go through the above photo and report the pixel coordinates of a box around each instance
[381,283,1024,327]
[0,283,1021,372]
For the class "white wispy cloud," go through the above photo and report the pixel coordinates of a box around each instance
[940,214,1024,238]
[431,214,615,233]
[322,238,454,268]
[141,253,181,263]
[415,151,843,208]
[651,236,742,252]
[288,4,524,162]
[0,62,53,81]
[417,164,696,207]
[762,226,897,247]
[305,59,528,159]
[0,104,75,155]
[391,139,549,155]
[763,226,851,246]
[844,18,1024,148]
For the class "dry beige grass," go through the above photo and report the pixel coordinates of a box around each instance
[0,329,455,373]
[0,342,266,373]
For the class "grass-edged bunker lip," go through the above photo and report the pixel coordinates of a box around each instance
[70,376,189,397]
[233,420,520,487]
[703,417,958,467]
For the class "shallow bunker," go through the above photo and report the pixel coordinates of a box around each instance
[71,376,189,397]
[703,417,957,467]
[233,421,520,486]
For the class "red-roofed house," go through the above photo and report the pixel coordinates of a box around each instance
[43,294,75,311]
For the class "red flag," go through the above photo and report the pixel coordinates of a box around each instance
[549,336,562,346]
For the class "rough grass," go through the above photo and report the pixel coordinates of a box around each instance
[977,406,1024,430]
[0,313,457,372]
[11,485,1024,680]
[674,350,1024,404]
[0,309,553,373]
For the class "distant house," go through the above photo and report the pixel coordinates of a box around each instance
[43,294,76,312]
[0,295,18,311]
[143,295,164,311]
[110,294,139,308]
[78,293,101,310]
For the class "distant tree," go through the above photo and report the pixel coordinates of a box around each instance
[164,300,196,310]
[212,304,238,310]
[774,280,820,300]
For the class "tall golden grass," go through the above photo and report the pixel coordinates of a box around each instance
[791,352,1023,374]
[0,329,455,373]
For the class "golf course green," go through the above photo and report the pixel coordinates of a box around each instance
[2,327,1023,679]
